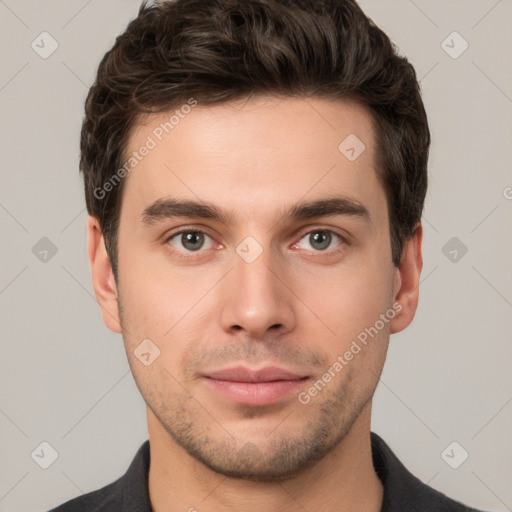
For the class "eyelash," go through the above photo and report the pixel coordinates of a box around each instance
[165,229,217,260]
[164,227,348,260]
[292,230,346,256]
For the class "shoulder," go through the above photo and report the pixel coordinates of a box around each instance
[47,440,151,512]
[370,432,488,512]
[47,481,121,512]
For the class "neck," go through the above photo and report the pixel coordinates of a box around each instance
[147,402,383,512]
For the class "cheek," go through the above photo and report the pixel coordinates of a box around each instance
[117,251,226,384]
[289,258,394,385]
[119,276,176,338]
[293,258,394,338]
[117,242,203,335]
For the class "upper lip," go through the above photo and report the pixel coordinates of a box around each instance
[203,366,308,383]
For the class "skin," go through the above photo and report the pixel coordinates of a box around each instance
[88,95,422,512]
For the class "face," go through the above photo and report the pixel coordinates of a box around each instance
[89,95,421,481]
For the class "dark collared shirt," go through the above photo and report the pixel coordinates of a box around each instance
[49,432,485,511]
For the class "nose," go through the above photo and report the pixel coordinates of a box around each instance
[219,244,296,339]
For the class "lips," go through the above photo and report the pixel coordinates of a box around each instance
[201,366,310,406]
[204,366,306,383]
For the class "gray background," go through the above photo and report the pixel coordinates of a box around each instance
[0,0,511,511]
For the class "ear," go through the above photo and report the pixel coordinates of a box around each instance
[390,222,423,334]
[87,216,122,333]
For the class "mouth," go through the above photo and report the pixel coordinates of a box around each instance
[201,366,310,406]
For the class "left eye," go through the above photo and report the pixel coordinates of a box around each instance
[295,230,343,251]
[167,231,214,252]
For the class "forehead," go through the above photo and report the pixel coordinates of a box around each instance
[120,95,384,224]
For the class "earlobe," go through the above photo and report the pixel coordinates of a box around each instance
[390,223,423,334]
[87,216,122,333]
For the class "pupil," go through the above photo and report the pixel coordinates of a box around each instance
[310,231,331,250]
[183,232,204,251]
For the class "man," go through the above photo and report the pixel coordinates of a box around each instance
[50,0,485,510]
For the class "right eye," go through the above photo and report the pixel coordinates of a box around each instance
[166,230,215,253]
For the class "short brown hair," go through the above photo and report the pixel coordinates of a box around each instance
[81,0,430,278]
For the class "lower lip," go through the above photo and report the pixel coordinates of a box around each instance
[203,377,309,406]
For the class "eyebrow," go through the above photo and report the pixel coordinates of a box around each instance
[140,195,371,226]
